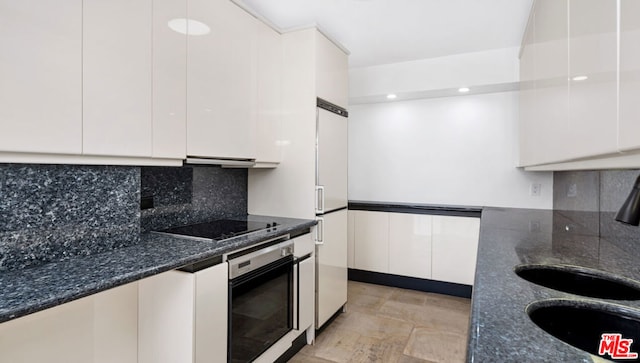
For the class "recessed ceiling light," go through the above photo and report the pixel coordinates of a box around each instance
[386,94,397,99]
[168,18,211,36]
[458,87,470,93]
[572,75,589,81]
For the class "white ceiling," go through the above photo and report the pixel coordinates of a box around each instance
[238,0,533,68]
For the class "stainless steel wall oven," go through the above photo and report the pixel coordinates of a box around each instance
[227,237,295,362]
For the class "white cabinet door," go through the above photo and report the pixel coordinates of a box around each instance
[567,0,618,160]
[432,216,480,285]
[0,296,93,363]
[316,209,348,328]
[0,0,82,155]
[315,32,349,108]
[255,21,283,165]
[187,0,256,160]
[93,282,138,363]
[139,265,228,363]
[83,0,153,157]
[619,0,640,152]
[531,0,569,165]
[194,263,228,363]
[389,213,432,279]
[293,233,315,332]
[0,283,138,363]
[347,210,355,268]
[138,271,196,363]
[317,108,348,212]
[298,257,315,332]
[518,10,536,167]
[152,0,187,159]
[353,210,389,273]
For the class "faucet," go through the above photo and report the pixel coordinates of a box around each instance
[616,175,640,226]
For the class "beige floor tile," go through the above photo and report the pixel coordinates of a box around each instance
[389,288,428,306]
[396,354,437,363]
[348,281,396,299]
[338,310,414,340]
[313,327,362,362]
[347,291,387,313]
[403,327,468,363]
[290,282,471,363]
[288,352,337,363]
[346,334,408,363]
[378,299,470,334]
[423,293,472,312]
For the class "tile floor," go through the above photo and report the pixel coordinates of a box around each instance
[289,281,472,363]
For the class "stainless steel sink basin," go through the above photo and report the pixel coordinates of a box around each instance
[527,300,640,361]
[515,264,640,300]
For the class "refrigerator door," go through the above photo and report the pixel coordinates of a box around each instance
[315,209,348,328]
[316,108,348,213]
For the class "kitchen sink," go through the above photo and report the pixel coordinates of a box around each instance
[527,300,640,361]
[515,264,640,300]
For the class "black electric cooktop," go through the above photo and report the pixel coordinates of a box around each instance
[158,219,278,241]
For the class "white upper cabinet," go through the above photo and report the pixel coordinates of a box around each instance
[518,13,536,167]
[152,0,187,159]
[187,0,257,160]
[0,0,82,155]
[521,0,640,169]
[83,0,153,157]
[255,21,283,165]
[619,0,640,152]
[531,0,569,165]
[567,0,617,160]
[315,32,349,108]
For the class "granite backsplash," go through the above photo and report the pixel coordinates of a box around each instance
[0,164,140,272]
[553,169,640,245]
[140,165,247,232]
[0,164,247,272]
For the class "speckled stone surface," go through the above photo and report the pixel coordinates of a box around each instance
[0,164,140,272]
[0,215,315,324]
[140,166,247,232]
[468,207,640,362]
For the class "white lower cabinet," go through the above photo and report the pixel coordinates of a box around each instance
[316,210,348,329]
[431,216,481,285]
[138,263,228,363]
[389,213,432,279]
[0,282,138,363]
[294,233,315,334]
[350,210,480,286]
[353,210,389,273]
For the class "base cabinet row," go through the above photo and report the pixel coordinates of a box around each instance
[347,210,480,286]
[0,282,139,363]
[0,234,315,363]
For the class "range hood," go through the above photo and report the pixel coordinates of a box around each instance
[184,157,256,167]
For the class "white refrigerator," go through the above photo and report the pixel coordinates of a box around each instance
[315,99,348,329]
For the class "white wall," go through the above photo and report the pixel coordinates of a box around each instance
[348,91,553,209]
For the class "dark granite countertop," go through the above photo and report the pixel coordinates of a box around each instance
[348,200,482,218]
[468,207,640,362]
[0,215,315,324]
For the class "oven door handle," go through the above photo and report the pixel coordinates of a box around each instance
[229,255,293,287]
